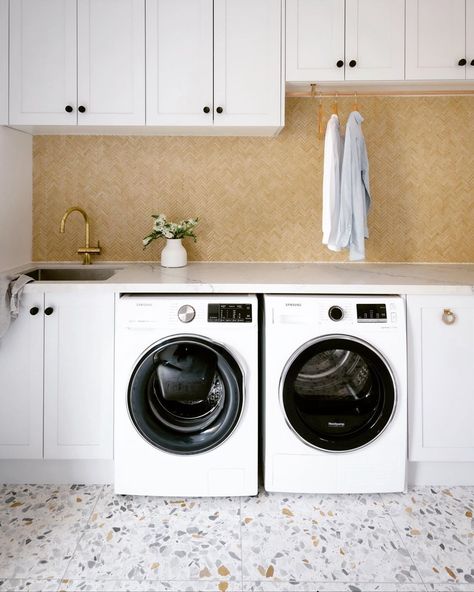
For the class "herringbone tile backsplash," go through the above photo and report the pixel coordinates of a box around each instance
[33,97,474,263]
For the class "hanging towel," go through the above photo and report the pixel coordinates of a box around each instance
[322,114,343,251]
[0,274,34,339]
[336,111,371,261]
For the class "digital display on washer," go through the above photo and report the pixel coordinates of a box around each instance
[357,303,387,322]
[208,303,252,323]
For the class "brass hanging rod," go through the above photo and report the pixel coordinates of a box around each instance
[286,88,474,98]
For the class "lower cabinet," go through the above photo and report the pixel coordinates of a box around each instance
[0,289,114,460]
[407,294,474,462]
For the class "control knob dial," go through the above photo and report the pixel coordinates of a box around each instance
[178,304,196,323]
[328,305,344,321]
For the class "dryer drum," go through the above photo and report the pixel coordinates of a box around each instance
[128,336,244,454]
[282,337,396,452]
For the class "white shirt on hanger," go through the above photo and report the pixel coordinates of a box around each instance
[336,110,371,261]
[322,113,343,251]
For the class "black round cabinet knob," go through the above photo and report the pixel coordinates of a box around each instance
[458,58,467,66]
[328,306,344,321]
[78,105,86,113]
[470,59,474,66]
[349,60,357,68]
[216,106,223,114]
[336,60,344,68]
[203,106,210,113]
[65,105,73,113]
[29,306,39,316]
[44,307,54,316]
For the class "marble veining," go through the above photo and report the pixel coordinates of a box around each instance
[0,485,473,591]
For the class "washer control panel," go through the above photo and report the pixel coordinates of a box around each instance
[356,303,387,323]
[208,303,252,323]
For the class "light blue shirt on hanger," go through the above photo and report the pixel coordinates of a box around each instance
[335,111,371,261]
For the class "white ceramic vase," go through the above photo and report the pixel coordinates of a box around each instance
[160,238,187,268]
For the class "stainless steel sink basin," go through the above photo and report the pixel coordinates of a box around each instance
[25,267,118,281]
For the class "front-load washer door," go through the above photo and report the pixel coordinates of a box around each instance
[128,336,244,454]
[281,336,396,452]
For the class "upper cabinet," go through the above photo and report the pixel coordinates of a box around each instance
[286,0,405,82]
[0,0,8,125]
[147,0,283,129]
[9,0,145,126]
[406,0,472,80]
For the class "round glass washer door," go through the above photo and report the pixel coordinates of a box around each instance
[281,336,396,452]
[128,336,244,455]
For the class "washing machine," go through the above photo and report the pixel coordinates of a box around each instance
[114,294,258,496]
[263,295,407,494]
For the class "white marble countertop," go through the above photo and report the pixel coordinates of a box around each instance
[5,261,474,294]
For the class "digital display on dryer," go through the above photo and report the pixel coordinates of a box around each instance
[208,304,252,323]
[356,303,387,322]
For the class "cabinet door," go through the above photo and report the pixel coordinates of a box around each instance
[214,0,282,127]
[0,0,7,125]
[286,0,344,82]
[408,295,474,462]
[0,291,43,459]
[9,0,77,125]
[43,292,114,459]
[146,0,213,126]
[77,0,145,125]
[467,0,474,80]
[406,0,467,80]
[345,0,405,81]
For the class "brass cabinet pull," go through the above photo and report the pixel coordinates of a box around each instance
[442,308,456,325]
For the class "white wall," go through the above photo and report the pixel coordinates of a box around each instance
[0,0,7,125]
[0,127,33,270]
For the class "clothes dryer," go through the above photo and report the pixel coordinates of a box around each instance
[263,295,407,493]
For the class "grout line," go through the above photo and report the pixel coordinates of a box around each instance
[55,484,105,592]
[239,494,244,592]
[379,491,428,591]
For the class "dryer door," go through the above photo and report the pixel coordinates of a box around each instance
[281,336,396,452]
[128,336,244,454]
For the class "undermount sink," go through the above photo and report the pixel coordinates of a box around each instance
[25,267,118,282]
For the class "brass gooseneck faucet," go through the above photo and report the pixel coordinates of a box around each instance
[60,206,101,265]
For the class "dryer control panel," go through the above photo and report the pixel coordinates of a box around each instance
[356,303,387,323]
[208,303,252,323]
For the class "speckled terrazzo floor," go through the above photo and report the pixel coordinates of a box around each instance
[0,485,473,592]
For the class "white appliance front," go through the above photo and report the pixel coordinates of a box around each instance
[114,294,258,497]
[263,295,407,494]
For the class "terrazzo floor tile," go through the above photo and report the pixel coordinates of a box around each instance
[241,492,422,586]
[58,579,244,591]
[425,585,474,592]
[0,579,60,592]
[382,486,474,586]
[242,582,429,591]
[0,486,102,580]
[63,488,242,583]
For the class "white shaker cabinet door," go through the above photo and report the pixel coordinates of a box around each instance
[43,291,114,460]
[9,0,77,125]
[0,0,8,124]
[146,0,213,126]
[406,0,467,80]
[408,295,474,462]
[345,0,405,81]
[0,292,44,459]
[467,0,474,80]
[286,0,345,82]
[214,0,282,127]
[77,0,145,125]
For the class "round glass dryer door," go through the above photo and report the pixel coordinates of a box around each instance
[128,336,244,454]
[281,336,396,452]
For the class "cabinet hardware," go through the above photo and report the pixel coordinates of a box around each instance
[65,105,73,113]
[349,60,357,68]
[44,307,54,316]
[216,106,223,114]
[29,306,39,316]
[442,308,456,325]
[336,60,344,68]
[471,59,474,66]
[203,106,210,114]
[458,58,467,66]
[78,105,86,113]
